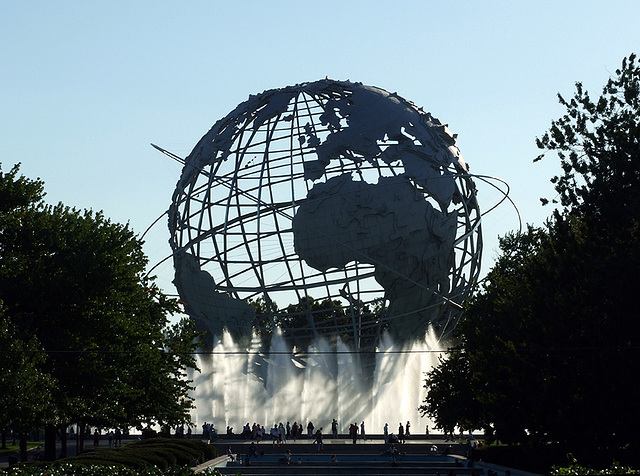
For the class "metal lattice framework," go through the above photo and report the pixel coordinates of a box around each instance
[168,79,482,353]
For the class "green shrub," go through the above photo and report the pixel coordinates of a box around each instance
[136,439,216,465]
[0,438,219,474]
[67,447,164,469]
[141,428,159,440]
[551,460,640,475]
[0,462,215,475]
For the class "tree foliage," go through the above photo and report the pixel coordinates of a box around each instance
[421,54,640,457]
[536,53,640,222]
[0,164,202,443]
[249,294,386,352]
[0,303,56,434]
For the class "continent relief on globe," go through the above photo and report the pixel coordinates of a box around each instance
[172,250,255,346]
[292,173,457,340]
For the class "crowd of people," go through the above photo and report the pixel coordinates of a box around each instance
[67,419,452,449]
[232,421,320,444]
[211,419,418,446]
[216,419,462,467]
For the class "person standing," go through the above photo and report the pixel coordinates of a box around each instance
[398,423,405,444]
[390,443,399,464]
[249,441,258,461]
[314,427,323,452]
[349,423,358,444]
[406,421,411,437]
[383,423,389,443]
[331,419,338,439]
[360,421,366,441]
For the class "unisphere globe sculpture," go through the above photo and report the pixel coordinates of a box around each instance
[169,79,482,358]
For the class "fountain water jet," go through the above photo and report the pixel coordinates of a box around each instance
[189,328,441,436]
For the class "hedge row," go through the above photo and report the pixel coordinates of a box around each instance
[1,462,222,476]
[2,438,218,475]
[65,438,218,469]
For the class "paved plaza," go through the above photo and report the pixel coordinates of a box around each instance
[204,434,537,476]
[1,433,538,476]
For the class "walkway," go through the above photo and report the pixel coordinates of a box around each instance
[202,435,541,476]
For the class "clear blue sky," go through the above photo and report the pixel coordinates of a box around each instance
[2,1,639,294]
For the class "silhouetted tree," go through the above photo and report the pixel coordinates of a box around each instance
[422,54,640,458]
[0,163,202,459]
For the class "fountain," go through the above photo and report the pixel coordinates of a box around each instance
[189,329,442,435]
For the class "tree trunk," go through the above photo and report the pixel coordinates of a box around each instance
[44,425,57,461]
[76,423,84,454]
[1,429,6,449]
[19,436,27,462]
[59,425,67,458]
